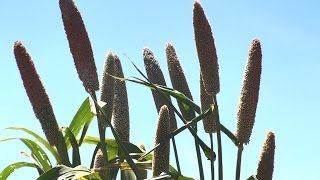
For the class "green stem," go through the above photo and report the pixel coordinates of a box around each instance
[210,133,215,180]
[213,96,223,180]
[91,92,110,179]
[235,144,243,180]
[172,137,181,174]
[194,129,204,180]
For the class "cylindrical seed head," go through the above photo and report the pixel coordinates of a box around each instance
[59,0,99,92]
[152,105,170,177]
[200,75,217,133]
[193,1,220,95]
[166,43,195,122]
[235,39,262,145]
[112,55,130,142]
[100,52,115,128]
[256,131,275,180]
[143,47,177,132]
[13,41,62,146]
[93,148,107,179]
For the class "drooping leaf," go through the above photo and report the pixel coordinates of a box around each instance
[65,97,95,149]
[219,123,239,146]
[82,136,143,162]
[0,138,52,172]
[127,77,201,114]
[5,127,60,163]
[64,127,81,167]
[0,162,38,179]
[37,165,101,180]
[169,106,213,139]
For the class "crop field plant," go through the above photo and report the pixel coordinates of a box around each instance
[0,0,275,180]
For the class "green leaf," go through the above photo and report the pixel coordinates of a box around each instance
[82,136,143,162]
[0,162,38,179]
[66,97,95,149]
[127,77,201,114]
[64,127,81,167]
[220,123,239,146]
[0,138,52,172]
[37,165,101,180]
[5,127,60,163]
[139,107,215,162]
[169,107,213,139]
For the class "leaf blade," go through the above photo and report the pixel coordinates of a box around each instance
[0,138,52,172]
[5,127,60,163]
[65,97,95,149]
[0,162,38,179]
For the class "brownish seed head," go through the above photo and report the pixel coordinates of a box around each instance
[93,148,107,179]
[112,55,130,142]
[193,1,220,95]
[59,0,99,92]
[200,75,217,133]
[166,43,195,122]
[13,41,62,146]
[143,47,177,132]
[256,131,275,180]
[93,148,105,168]
[100,52,115,128]
[235,38,262,145]
[152,105,170,176]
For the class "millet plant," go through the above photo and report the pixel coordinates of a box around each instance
[0,0,275,180]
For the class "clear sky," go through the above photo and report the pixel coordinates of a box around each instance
[1,0,320,179]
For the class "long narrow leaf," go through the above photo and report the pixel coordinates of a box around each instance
[129,61,215,161]
[64,127,81,167]
[169,106,213,139]
[37,165,101,180]
[5,127,60,163]
[0,138,52,172]
[220,123,239,146]
[65,97,95,149]
[0,162,38,179]
[139,106,215,162]
[82,136,143,162]
[127,77,201,114]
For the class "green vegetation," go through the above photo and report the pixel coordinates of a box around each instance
[0,0,275,179]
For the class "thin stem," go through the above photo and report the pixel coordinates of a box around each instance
[235,144,243,180]
[91,92,110,179]
[210,133,215,180]
[172,137,181,174]
[194,128,204,180]
[213,96,223,180]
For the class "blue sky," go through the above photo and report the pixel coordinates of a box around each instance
[1,0,320,179]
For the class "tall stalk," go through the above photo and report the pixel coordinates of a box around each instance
[235,144,243,180]
[194,132,204,180]
[91,92,110,179]
[210,133,215,180]
[171,138,181,173]
[213,96,223,180]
